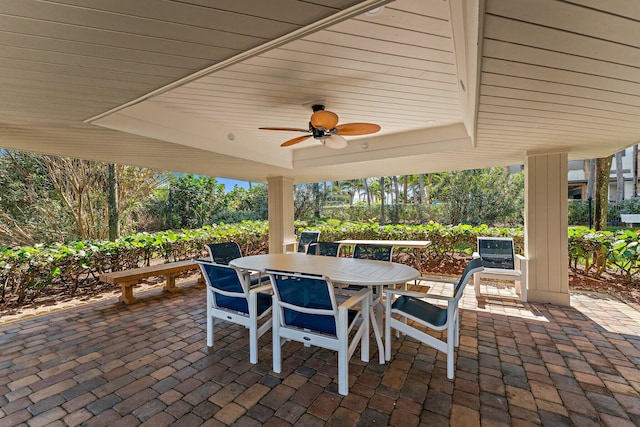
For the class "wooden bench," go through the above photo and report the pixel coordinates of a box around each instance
[99,260,202,304]
[620,214,640,227]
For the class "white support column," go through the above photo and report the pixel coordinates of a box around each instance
[267,176,295,254]
[524,152,570,306]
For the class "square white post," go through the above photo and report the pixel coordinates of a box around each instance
[525,151,570,305]
[267,176,295,254]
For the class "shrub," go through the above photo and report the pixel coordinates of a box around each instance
[2,220,638,306]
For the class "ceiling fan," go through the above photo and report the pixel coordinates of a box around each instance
[259,104,381,149]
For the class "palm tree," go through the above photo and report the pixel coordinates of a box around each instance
[363,177,371,206]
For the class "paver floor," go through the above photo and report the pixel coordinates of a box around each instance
[1,279,639,426]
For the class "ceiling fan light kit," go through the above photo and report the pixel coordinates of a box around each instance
[259,104,380,149]
[323,134,348,149]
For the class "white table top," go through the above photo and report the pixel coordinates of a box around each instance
[336,239,431,249]
[230,253,419,286]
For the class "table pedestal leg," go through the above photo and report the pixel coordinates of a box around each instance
[369,284,385,364]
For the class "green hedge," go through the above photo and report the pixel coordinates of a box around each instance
[1,219,638,305]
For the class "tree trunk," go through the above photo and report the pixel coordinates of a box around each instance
[364,178,371,207]
[418,174,425,204]
[634,145,638,197]
[379,177,385,225]
[615,150,624,203]
[594,156,612,231]
[403,175,408,203]
[392,176,399,204]
[586,159,596,199]
[312,182,321,218]
[107,163,119,241]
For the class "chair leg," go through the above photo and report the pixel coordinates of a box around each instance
[337,309,349,396]
[207,291,214,348]
[396,281,406,339]
[519,262,528,302]
[272,297,282,374]
[446,322,455,379]
[473,272,481,297]
[361,298,370,363]
[385,295,392,362]
[454,309,460,348]
[249,292,258,364]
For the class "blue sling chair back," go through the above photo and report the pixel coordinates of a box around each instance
[267,271,370,396]
[307,241,341,257]
[195,259,272,364]
[206,241,268,286]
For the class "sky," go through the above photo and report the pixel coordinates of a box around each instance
[218,178,251,192]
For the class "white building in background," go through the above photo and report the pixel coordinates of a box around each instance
[568,145,638,200]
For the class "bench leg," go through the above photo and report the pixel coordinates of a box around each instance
[119,283,137,304]
[163,275,179,293]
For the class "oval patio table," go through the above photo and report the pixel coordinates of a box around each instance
[230,253,419,363]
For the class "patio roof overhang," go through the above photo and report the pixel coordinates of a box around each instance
[1,0,638,184]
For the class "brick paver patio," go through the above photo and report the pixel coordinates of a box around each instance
[1,279,640,426]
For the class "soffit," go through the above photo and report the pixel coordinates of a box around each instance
[1,0,639,184]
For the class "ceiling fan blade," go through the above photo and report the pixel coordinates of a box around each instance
[259,127,309,132]
[335,123,381,135]
[281,135,312,147]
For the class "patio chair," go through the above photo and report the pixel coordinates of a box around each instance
[353,243,393,261]
[384,258,484,379]
[282,230,320,253]
[195,259,272,364]
[206,241,268,286]
[473,237,528,302]
[267,270,370,396]
[307,241,341,257]
[346,243,394,298]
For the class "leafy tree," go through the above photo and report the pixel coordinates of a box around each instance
[293,182,328,220]
[0,150,71,245]
[217,184,268,222]
[431,167,524,226]
[167,174,225,228]
[0,150,163,244]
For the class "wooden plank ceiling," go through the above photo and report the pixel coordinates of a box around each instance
[0,0,639,183]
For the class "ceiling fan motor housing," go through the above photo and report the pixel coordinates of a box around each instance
[311,125,327,139]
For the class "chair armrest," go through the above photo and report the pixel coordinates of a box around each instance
[340,288,370,309]
[384,288,453,301]
[282,239,297,252]
[249,284,272,294]
[472,252,480,259]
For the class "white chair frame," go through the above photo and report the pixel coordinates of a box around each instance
[472,237,528,302]
[267,271,370,396]
[385,259,483,379]
[196,259,272,364]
